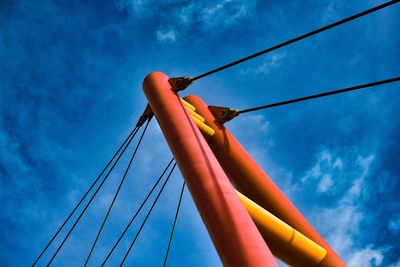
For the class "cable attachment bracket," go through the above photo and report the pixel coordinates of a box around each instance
[136,104,154,127]
[169,77,193,92]
[208,106,240,124]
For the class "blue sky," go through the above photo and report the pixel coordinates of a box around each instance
[1,0,399,266]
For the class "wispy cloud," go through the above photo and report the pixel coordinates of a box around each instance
[176,0,257,29]
[348,247,384,267]
[389,259,400,267]
[115,0,164,14]
[197,0,253,30]
[2,0,399,266]
[240,52,286,75]
[300,149,344,193]
[116,0,258,40]
[247,114,270,131]
[321,0,341,23]
[156,28,177,44]
[297,148,394,266]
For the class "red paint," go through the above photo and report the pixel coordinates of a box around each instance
[143,72,278,267]
[184,95,346,267]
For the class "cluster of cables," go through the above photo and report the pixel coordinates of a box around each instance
[175,0,399,120]
[33,117,185,266]
[33,0,399,266]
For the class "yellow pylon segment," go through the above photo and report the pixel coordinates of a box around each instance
[237,191,328,267]
[181,99,215,137]
[187,107,206,122]
[190,115,215,137]
[181,99,196,111]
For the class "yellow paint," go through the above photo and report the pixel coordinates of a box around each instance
[191,115,215,136]
[181,99,195,111]
[237,191,327,267]
[187,108,206,122]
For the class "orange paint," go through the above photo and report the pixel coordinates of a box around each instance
[184,95,346,267]
[238,191,327,267]
[143,72,277,267]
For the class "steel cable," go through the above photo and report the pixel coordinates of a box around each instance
[192,0,399,81]
[120,163,177,266]
[100,158,175,266]
[163,181,185,267]
[238,77,400,114]
[46,126,141,266]
[84,119,151,266]
[32,127,137,266]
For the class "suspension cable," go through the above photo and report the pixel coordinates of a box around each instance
[84,120,151,266]
[46,126,142,266]
[163,181,185,267]
[120,163,177,266]
[100,158,175,266]
[192,0,399,81]
[32,127,137,266]
[238,76,400,115]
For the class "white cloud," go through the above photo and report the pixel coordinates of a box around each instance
[116,0,258,44]
[301,150,373,196]
[241,52,286,75]
[155,28,177,43]
[116,0,257,32]
[321,0,340,23]
[248,114,269,131]
[177,4,195,25]
[255,53,286,74]
[345,155,374,201]
[317,181,388,267]
[115,0,145,13]
[333,158,343,169]
[348,247,384,267]
[177,0,258,32]
[301,149,386,266]
[318,174,333,192]
[300,149,343,192]
[199,0,250,29]
[115,0,178,14]
[320,202,361,256]
[389,259,400,267]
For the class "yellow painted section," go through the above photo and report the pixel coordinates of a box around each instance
[191,115,215,137]
[181,99,195,111]
[181,97,213,136]
[237,191,327,267]
[187,108,206,122]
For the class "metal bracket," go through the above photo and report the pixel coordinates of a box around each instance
[136,104,154,127]
[169,77,193,92]
[208,106,240,124]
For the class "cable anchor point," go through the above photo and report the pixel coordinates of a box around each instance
[208,106,240,124]
[136,104,154,127]
[169,77,193,92]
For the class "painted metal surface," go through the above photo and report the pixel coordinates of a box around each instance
[187,106,206,122]
[184,95,347,267]
[238,191,327,267]
[143,72,278,267]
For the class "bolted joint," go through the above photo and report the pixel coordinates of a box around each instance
[136,115,148,127]
[136,104,154,127]
[208,106,240,124]
[221,108,240,120]
[169,77,193,92]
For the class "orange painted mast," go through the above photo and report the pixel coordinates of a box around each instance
[142,72,278,267]
[184,95,346,267]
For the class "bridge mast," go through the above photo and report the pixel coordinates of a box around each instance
[143,72,278,267]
